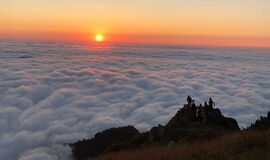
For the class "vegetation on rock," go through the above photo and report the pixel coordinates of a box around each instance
[247,112,270,130]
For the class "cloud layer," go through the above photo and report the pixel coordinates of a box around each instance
[0,40,270,160]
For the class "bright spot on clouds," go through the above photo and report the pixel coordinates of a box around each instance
[0,40,270,159]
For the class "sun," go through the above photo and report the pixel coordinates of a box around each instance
[96,34,103,41]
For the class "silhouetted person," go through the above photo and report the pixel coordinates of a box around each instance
[187,95,192,106]
[209,98,215,109]
[204,101,209,117]
[191,100,196,118]
[190,100,196,107]
[204,102,208,108]
[198,105,205,123]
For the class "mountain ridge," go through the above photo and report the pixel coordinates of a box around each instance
[70,102,241,160]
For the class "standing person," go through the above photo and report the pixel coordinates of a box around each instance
[204,102,209,117]
[209,98,215,109]
[198,104,206,123]
[204,102,208,108]
[198,105,203,123]
[190,100,196,107]
[190,100,196,117]
[201,104,206,123]
[187,95,192,106]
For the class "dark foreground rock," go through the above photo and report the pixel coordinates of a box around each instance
[70,104,240,160]
[70,126,139,160]
[149,105,239,141]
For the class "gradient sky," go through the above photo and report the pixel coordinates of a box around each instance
[1,0,270,46]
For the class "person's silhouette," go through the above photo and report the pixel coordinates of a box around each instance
[204,101,209,117]
[209,98,215,109]
[187,95,192,106]
[191,100,196,117]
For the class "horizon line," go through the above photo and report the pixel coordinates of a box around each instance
[1,37,270,49]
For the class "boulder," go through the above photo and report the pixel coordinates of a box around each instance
[149,106,239,141]
[148,124,165,141]
[70,126,139,160]
[166,106,239,131]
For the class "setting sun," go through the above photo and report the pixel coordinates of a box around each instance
[96,35,103,42]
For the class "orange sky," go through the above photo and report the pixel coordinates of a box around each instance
[1,0,270,47]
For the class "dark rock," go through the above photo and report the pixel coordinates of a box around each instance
[129,132,150,146]
[70,102,241,159]
[148,105,239,142]
[70,126,139,160]
[166,106,239,131]
[104,132,150,154]
[206,108,239,130]
[104,143,126,153]
[148,125,165,141]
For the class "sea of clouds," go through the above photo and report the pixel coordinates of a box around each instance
[0,39,270,160]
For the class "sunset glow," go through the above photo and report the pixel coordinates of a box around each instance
[1,0,270,47]
[1,1,270,160]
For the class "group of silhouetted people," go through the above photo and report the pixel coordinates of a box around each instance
[186,95,215,123]
[168,96,217,147]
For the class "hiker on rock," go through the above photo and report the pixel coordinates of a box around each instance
[204,101,209,117]
[204,102,208,108]
[190,99,196,108]
[190,100,197,117]
[208,98,215,109]
[187,95,192,106]
[198,104,205,123]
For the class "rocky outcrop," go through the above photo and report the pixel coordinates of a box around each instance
[148,125,166,141]
[70,103,240,159]
[148,105,239,142]
[70,126,139,160]
[166,106,239,130]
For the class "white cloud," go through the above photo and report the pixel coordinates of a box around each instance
[0,40,270,159]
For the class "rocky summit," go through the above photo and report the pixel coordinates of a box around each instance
[149,105,239,142]
[70,104,240,160]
